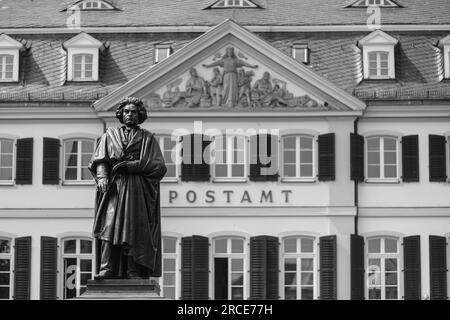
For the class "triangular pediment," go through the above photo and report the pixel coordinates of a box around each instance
[63,32,104,49]
[0,34,23,49]
[94,20,365,113]
[358,30,398,46]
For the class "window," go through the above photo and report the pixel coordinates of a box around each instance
[213,237,246,300]
[366,136,398,180]
[157,135,179,181]
[214,135,246,180]
[0,34,22,82]
[210,0,258,8]
[62,238,94,299]
[161,237,178,299]
[154,45,171,63]
[0,55,13,81]
[0,138,14,183]
[349,0,399,7]
[0,238,12,300]
[69,0,115,10]
[292,44,309,64]
[63,139,95,182]
[73,54,93,80]
[282,236,316,300]
[439,35,450,79]
[282,135,314,180]
[366,237,400,300]
[368,51,389,78]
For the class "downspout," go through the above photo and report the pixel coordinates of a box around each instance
[354,118,359,235]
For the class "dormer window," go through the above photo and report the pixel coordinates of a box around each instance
[439,35,450,79]
[154,45,172,64]
[68,0,116,10]
[348,0,400,7]
[208,0,259,8]
[63,33,104,82]
[292,43,310,64]
[0,34,23,82]
[358,30,398,80]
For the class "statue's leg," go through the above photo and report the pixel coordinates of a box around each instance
[126,256,141,279]
[94,240,114,280]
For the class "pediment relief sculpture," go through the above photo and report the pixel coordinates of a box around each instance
[144,46,325,111]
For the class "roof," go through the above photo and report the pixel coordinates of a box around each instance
[0,0,449,28]
[1,29,449,103]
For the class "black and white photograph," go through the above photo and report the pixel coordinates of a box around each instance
[0,0,449,310]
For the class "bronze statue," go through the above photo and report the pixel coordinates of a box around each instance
[88,97,167,280]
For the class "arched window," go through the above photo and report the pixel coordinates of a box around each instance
[213,237,246,300]
[63,138,95,182]
[281,236,317,300]
[281,135,314,179]
[0,238,12,300]
[366,236,400,300]
[61,238,94,299]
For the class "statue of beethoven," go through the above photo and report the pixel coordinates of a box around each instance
[88,97,167,279]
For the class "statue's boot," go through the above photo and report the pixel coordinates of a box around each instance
[94,241,114,280]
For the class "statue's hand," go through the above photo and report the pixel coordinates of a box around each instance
[97,178,109,193]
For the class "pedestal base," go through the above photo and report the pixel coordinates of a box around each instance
[76,279,168,300]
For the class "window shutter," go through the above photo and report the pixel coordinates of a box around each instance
[319,235,337,300]
[350,133,364,181]
[318,133,335,181]
[181,135,210,182]
[249,135,279,182]
[181,235,209,299]
[428,135,447,182]
[402,135,419,182]
[429,235,447,300]
[15,138,33,185]
[403,235,421,300]
[13,236,32,300]
[350,234,364,300]
[40,236,58,300]
[249,235,279,300]
[42,138,60,185]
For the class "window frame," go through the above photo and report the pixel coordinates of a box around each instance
[280,236,318,300]
[72,53,94,81]
[292,44,310,64]
[0,54,15,81]
[69,0,115,10]
[350,0,399,7]
[160,236,180,299]
[365,236,402,300]
[62,138,95,185]
[154,45,172,64]
[367,51,390,79]
[156,134,180,183]
[281,134,316,182]
[212,0,258,8]
[212,134,248,182]
[212,236,247,300]
[0,237,13,300]
[60,237,94,300]
[0,137,15,186]
[365,135,400,183]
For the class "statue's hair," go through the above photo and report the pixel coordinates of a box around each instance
[115,97,148,124]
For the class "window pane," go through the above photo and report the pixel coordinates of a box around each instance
[385,272,397,285]
[165,164,176,178]
[283,137,296,149]
[368,151,380,165]
[84,71,93,78]
[1,140,13,153]
[385,287,398,300]
[367,138,380,151]
[385,258,397,271]
[65,168,77,180]
[163,238,176,253]
[283,164,296,177]
[384,152,396,165]
[84,55,93,64]
[284,273,296,286]
[384,165,397,178]
[80,273,91,286]
[368,239,381,253]
[384,138,396,151]
[232,273,243,286]
[0,155,12,167]
[231,287,243,300]
[385,239,397,253]
[231,164,244,177]
[301,238,314,253]
[0,168,12,180]
[283,150,296,163]
[284,238,297,253]
[0,240,10,253]
[301,258,313,271]
[64,258,77,299]
[300,164,312,177]
[231,259,243,272]
[0,273,10,285]
[82,168,92,180]
[65,153,78,167]
[80,259,92,272]
[300,151,312,164]
[80,240,92,254]
[231,239,244,253]
[369,288,381,300]
[284,258,296,272]
[73,55,83,64]
[215,164,227,177]
[0,259,10,271]
[163,259,176,271]
[64,240,76,254]
[0,287,9,299]
[65,140,78,153]
[74,71,82,78]
[368,258,381,268]
[301,272,313,286]
[163,273,175,286]
[300,137,312,149]
[163,286,175,299]
[82,140,94,153]
[301,287,314,300]
[214,239,227,253]
[368,165,380,178]
[81,154,91,166]
[284,287,297,300]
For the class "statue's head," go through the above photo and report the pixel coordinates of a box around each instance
[116,96,148,125]
[263,72,270,80]
[189,67,198,77]
[225,47,235,57]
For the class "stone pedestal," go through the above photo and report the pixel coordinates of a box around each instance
[76,279,167,300]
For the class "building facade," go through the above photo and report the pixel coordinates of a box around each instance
[0,0,449,300]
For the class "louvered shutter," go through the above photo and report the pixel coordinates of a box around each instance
[249,135,279,181]
[402,135,419,182]
[181,235,209,299]
[13,236,31,300]
[40,236,58,300]
[249,236,279,300]
[42,138,60,185]
[350,133,364,181]
[15,138,33,185]
[319,235,337,300]
[429,235,447,300]
[403,235,421,300]
[350,234,364,300]
[181,135,210,182]
[428,135,447,182]
[318,133,335,181]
